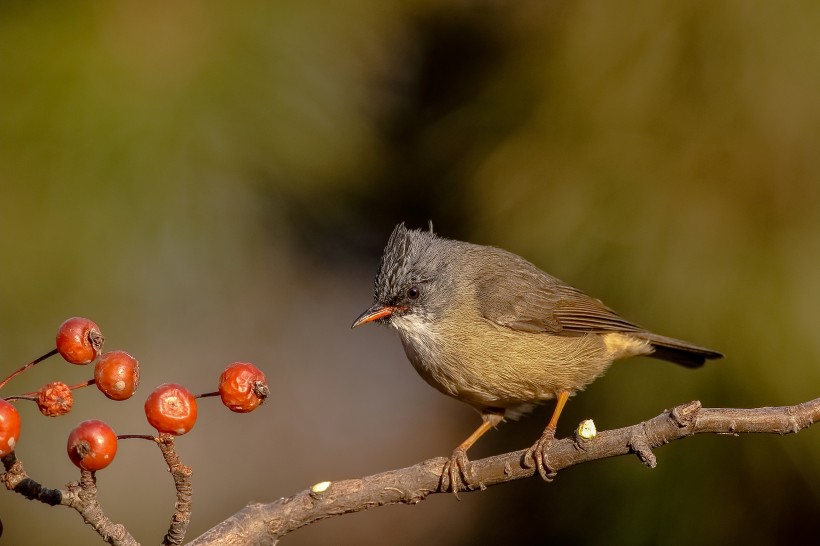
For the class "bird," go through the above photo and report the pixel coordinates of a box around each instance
[352,223,722,493]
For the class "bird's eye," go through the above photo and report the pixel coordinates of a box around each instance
[406,286,420,300]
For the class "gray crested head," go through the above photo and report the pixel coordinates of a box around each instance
[375,223,437,303]
[363,222,459,325]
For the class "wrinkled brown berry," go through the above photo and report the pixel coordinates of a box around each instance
[37,381,73,417]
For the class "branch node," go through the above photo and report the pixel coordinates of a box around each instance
[573,419,598,450]
[629,435,657,468]
[785,406,811,434]
[670,400,701,428]
[309,481,332,498]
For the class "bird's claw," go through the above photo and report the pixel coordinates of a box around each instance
[523,428,558,482]
[441,447,473,498]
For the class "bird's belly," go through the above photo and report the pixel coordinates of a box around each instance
[398,320,614,411]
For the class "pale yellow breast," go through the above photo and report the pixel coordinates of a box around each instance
[398,306,621,411]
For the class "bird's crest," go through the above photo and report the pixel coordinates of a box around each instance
[374,223,437,302]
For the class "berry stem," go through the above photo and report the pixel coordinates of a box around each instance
[18,379,94,398]
[117,434,158,442]
[195,391,220,399]
[0,348,59,390]
[67,379,96,391]
[3,395,36,403]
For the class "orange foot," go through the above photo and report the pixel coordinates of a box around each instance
[441,446,474,498]
[523,427,558,481]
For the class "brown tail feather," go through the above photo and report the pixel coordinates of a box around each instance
[638,332,723,368]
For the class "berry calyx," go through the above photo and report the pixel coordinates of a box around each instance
[144,383,197,435]
[0,398,21,456]
[56,317,104,365]
[218,362,269,413]
[94,350,140,401]
[36,381,73,417]
[67,419,118,471]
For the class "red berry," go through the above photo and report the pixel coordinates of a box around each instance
[94,350,140,401]
[218,362,269,413]
[36,381,73,417]
[56,317,104,365]
[67,419,117,471]
[144,383,197,435]
[0,399,21,457]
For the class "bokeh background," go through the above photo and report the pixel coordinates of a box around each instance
[2,1,820,544]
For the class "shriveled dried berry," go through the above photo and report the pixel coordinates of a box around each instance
[37,381,73,417]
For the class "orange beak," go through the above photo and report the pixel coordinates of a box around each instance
[351,304,403,329]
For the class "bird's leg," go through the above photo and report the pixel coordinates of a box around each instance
[524,389,570,481]
[441,412,501,497]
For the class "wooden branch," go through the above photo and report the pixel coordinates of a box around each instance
[2,434,191,545]
[157,434,194,546]
[186,398,820,545]
[2,453,137,546]
[63,471,136,546]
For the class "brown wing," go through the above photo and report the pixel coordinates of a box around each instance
[475,250,642,335]
[471,246,723,367]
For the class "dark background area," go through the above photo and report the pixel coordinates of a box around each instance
[2,2,819,544]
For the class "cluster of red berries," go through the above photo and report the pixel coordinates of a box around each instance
[0,317,269,473]
[143,362,269,436]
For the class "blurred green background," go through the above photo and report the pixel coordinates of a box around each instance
[2,1,819,544]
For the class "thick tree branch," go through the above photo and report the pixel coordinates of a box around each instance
[187,398,820,545]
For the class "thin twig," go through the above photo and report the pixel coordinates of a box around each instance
[66,378,96,391]
[2,395,36,403]
[156,434,193,546]
[17,378,95,399]
[117,434,157,441]
[0,348,59,390]
[195,392,220,399]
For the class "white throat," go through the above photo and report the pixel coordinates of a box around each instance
[390,313,437,347]
[389,313,444,380]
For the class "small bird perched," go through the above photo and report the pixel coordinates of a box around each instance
[353,223,722,493]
